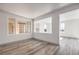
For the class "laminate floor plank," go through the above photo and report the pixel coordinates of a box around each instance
[0,38,58,55]
[0,39,35,53]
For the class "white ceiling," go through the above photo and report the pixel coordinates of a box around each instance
[0,3,70,18]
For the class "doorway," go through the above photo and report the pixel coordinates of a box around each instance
[57,9,79,55]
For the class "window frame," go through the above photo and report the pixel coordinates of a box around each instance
[34,17,52,34]
[8,17,32,35]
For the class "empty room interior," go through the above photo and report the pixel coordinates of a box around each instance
[0,3,79,55]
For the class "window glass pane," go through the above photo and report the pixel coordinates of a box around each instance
[8,18,15,34]
[60,22,65,32]
[18,22,26,33]
[16,21,31,34]
[26,21,31,32]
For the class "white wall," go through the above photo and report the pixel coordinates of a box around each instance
[0,10,32,45]
[60,19,79,38]
[33,14,59,45]
[60,9,79,38]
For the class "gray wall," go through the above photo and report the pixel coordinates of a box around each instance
[0,10,32,45]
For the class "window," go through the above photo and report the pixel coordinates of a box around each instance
[60,22,65,33]
[8,18,31,34]
[34,17,52,33]
[18,22,26,33]
[34,21,40,32]
[26,21,31,32]
[8,18,15,34]
[16,22,26,34]
[16,21,31,34]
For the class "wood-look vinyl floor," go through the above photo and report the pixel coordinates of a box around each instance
[0,38,58,55]
[56,37,79,55]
